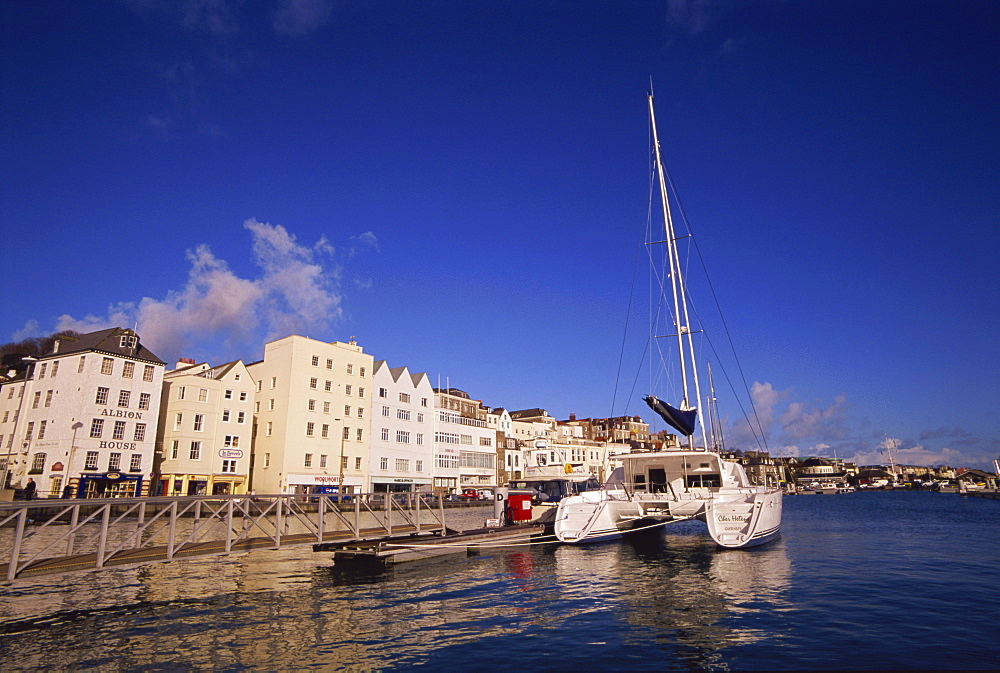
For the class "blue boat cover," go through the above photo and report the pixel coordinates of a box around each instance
[643,395,698,436]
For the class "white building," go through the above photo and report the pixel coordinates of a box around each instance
[433,388,497,495]
[156,358,256,496]
[370,361,435,493]
[0,328,165,498]
[247,335,373,497]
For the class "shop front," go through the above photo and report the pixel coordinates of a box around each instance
[287,473,362,499]
[78,471,145,498]
[371,476,433,494]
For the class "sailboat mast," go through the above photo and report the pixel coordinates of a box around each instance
[648,94,708,450]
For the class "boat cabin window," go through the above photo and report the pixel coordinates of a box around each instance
[632,474,647,491]
[686,474,721,488]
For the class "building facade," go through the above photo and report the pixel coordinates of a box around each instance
[155,359,256,496]
[0,328,165,498]
[433,388,496,495]
[247,335,374,497]
[369,361,435,493]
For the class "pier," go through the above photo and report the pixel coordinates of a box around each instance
[0,493,507,584]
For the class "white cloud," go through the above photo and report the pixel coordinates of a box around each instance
[273,0,333,37]
[54,219,347,364]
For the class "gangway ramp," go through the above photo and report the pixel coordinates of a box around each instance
[1,493,458,584]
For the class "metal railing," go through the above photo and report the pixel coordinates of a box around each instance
[0,492,455,583]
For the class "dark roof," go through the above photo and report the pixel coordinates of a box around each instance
[45,327,165,365]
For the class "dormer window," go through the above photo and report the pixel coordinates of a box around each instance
[120,334,138,350]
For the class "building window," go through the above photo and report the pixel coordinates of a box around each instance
[397,409,410,421]
[417,413,424,423]
[90,418,104,438]
[310,378,318,389]
[416,460,423,472]
[356,428,363,441]
[416,433,423,445]
[194,414,204,431]
[240,391,247,401]
[381,428,389,441]
[78,356,86,374]
[320,455,327,468]
[120,333,137,350]
[355,457,362,470]
[399,392,410,403]
[237,411,245,424]
[190,441,201,460]
[264,453,270,468]
[343,427,350,440]
[269,398,275,411]
[51,361,59,376]
[109,453,121,471]
[224,435,239,448]
[221,459,237,473]
[171,440,179,460]
[347,364,353,375]
[174,413,183,431]
[360,367,366,377]
[198,388,208,402]
[143,365,155,382]
[326,358,333,369]
[101,357,113,375]
[380,457,388,470]
[37,421,47,440]
[24,422,34,441]
[38,363,47,379]
[32,391,40,409]
[358,408,364,418]
[270,376,276,389]
[134,424,146,441]
[304,453,313,467]
[306,422,315,437]
[31,453,46,473]
[266,421,272,436]
[138,393,151,410]
[382,406,390,417]
[321,424,329,438]
[396,458,409,472]
[325,380,332,391]
[358,388,365,398]
[421,398,428,407]
[95,387,109,405]
[85,451,99,470]
[129,454,142,472]
[308,400,316,411]
[345,385,352,396]
[122,361,134,379]
[379,387,387,398]
[311,355,319,367]
[323,401,330,413]
[224,389,233,400]
[176,386,186,401]
[113,420,126,440]
[118,390,131,408]
[222,409,231,422]
[396,430,410,443]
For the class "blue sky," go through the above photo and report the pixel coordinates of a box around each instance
[3,1,997,468]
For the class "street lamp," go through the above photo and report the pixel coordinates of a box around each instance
[2,356,38,493]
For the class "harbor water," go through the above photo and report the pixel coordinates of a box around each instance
[1,491,997,670]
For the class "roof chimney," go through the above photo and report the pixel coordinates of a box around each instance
[569,413,577,421]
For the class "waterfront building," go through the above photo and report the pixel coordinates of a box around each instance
[247,335,374,497]
[155,358,256,496]
[0,328,165,498]
[433,388,496,495]
[487,407,519,483]
[370,361,434,494]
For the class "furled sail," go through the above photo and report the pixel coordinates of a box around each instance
[643,395,698,436]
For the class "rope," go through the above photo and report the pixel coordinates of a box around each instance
[380,515,698,550]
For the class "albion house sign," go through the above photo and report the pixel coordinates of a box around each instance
[100,409,144,420]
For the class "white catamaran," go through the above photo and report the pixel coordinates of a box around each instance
[553,93,782,548]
